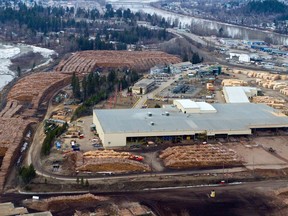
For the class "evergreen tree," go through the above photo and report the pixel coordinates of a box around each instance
[71,72,81,99]
[80,177,84,186]
[85,179,89,187]
[191,53,202,64]
[17,66,21,77]
[82,77,87,100]
[19,164,36,184]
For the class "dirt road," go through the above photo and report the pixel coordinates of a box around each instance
[1,180,288,216]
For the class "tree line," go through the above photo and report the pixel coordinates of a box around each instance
[41,122,68,156]
[71,69,139,119]
[244,0,288,14]
[0,3,172,35]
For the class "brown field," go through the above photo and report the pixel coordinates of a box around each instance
[55,50,181,74]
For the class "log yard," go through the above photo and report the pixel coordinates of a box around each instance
[0,46,288,215]
[1,1,288,214]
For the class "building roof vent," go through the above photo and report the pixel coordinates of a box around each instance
[150,121,155,126]
[148,112,152,117]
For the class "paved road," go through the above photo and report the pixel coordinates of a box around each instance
[168,28,208,47]
[133,74,183,108]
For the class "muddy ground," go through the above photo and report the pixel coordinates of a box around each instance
[2,180,288,216]
[9,52,45,72]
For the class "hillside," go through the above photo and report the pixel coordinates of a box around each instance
[244,0,288,14]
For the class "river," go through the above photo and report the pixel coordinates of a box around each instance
[108,0,288,45]
[0,43,56,91]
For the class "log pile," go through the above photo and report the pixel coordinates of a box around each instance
[159,144,241,169]
[77,158,150,172]
[0,100,22,118]
[0,72,71,191]
[55,51,181,74]
[84,150,131,159]
[0,118,33,191]
[7,72,71,110]
[65,150,150,173]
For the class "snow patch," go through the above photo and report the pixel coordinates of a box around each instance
[30,45,57,58]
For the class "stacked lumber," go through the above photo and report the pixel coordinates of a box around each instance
[159,144,241,169]
[0,118,33,192]
[221,79,247,86]
[55,51,181,74]
[252,96,286,109]
[7,72,71,109]
[239,71,287,81]
[280,88,288,96]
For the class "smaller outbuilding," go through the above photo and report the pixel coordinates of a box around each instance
[223,86,258,103]
[173,99,217,113]
[132,79,156,95]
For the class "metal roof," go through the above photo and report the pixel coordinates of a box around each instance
[174,99,199,109]
[134,79,155,88]
[173,100,217,113]
[93,103,288,134]
[223,86,251,103]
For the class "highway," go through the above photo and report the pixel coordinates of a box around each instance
[167,28,208,47]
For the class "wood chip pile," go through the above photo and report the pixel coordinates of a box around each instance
[55,51,181,74]
[65,150,150,173]
[8,72,70,109]
[159,144,241,169]
[26,193,108,212]
[0,118,32,191]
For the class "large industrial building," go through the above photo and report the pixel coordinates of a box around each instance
[93,100,288,148]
